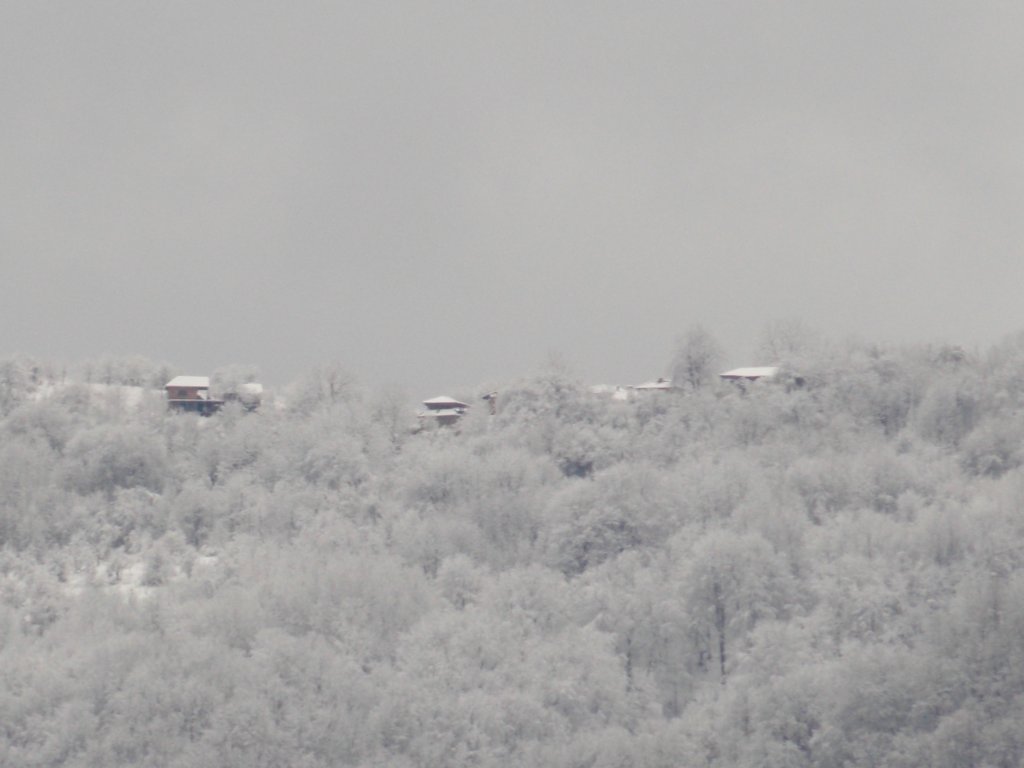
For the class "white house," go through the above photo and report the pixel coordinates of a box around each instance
[719,366,779,382]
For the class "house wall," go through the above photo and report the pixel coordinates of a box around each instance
[168,399,222,415]
[167,386,206,401]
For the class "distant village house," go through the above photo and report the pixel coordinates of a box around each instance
[590,378,672,401]
[631,377,673,392]
[419,395,470,427]
[719,366,779,382]
[165,376,224,415]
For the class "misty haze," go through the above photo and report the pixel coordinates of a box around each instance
[3,3,1024,767]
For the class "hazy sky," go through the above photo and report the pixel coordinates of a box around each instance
[3,2,1024,396]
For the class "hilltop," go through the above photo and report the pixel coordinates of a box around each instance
[2,334,1024,767]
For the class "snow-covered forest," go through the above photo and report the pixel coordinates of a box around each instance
[4,330,1024,768]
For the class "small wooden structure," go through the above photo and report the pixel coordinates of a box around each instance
[482,391,498,415]
[631,377,673,392]
[419,395,470,426]
[165,375,224,415]
[719,366,779,382]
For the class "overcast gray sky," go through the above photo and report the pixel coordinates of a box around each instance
[3,2,1023,396]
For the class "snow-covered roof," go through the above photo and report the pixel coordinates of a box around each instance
[240,382,264,395]
[422,395,470,409]
[632,378,673,391]
[719,367,779,380]
[166,376,210,389]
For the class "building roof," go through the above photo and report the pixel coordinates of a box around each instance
[166,376,210,389]
[719,366,779,380]
[632,378,673,391]
[422,396,470,409]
